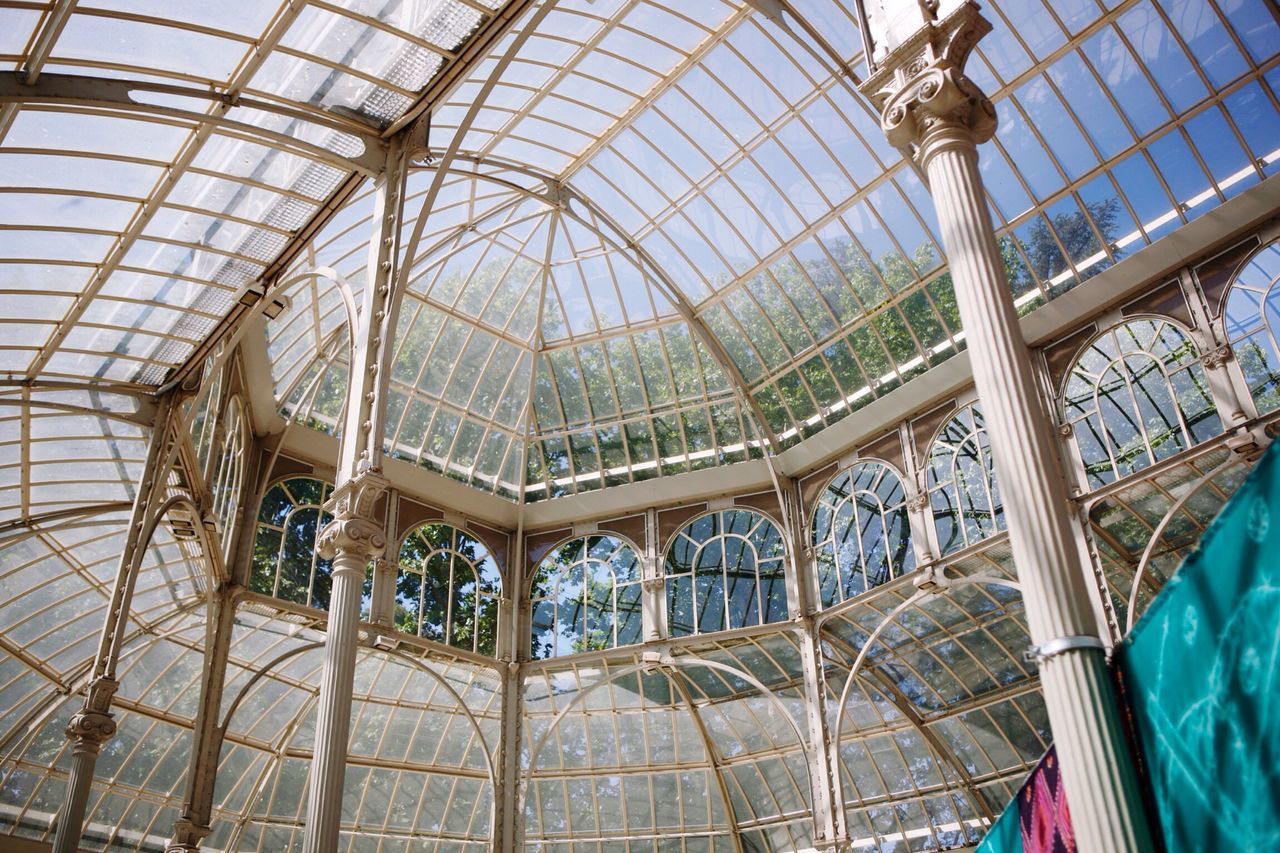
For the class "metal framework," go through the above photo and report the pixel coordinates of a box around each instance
[0,0,1279,851]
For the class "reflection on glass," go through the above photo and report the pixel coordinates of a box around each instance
[928,404,1005,555]
[665,509,787,636]
[249,477,337,610]
[813,461,914,607]
[1224,242,1280,415]
[189,354,222,473]
[397,522,501,656]
[1064,318,1221,488]
[210,396,247,561]
[529,535,641,659]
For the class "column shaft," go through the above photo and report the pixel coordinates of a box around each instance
[52,736,106,853]
[52,395,175,853]
[922,127,1153,851]
[301,135,402,852]
[301,553,368,853]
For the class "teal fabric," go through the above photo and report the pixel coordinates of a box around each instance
[976,796,1023,853]
[1118,442,1280,850]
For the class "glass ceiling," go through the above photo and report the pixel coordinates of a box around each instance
[0,0,510,387]
[1,0,1276,500]
[1,2,1278,850]
[258,0,1280,502]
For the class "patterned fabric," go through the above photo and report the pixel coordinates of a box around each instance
[1118,441,1280,850]
[978,795,1023,853]
[1018,747,1075,853]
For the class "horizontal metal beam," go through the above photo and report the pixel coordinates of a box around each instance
[0,72,387,175]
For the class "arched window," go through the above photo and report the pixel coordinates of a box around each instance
[190,353,222,473]
[529,535,642,659]
[1223,241,1280,414]
[812,461,914,607]
[397,523,502,656]
[927,404,1004,555]
[210,395,247,560]
[1063,318,1220,488]
[665,509,787,636]
[250,477,337,610]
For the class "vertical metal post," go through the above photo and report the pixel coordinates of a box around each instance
[900,422,940,568]
[166,412,267,851]
[494,528,527,851]
[52,395,177,853]
[166,587,239,852]
[859,4,1154,849]
[301,137,407,853]
[1178,267,1266,456]
[777,473,842,846]
[640,507,665,642]
[369,489,400,629]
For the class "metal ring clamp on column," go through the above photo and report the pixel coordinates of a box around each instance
[1023,634,1107,664]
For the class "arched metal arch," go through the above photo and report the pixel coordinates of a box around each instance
[820,574,1024,838]
[524,530,645,597]
[274,267,361,366]
[1051,313,1205,397]
[819,619,1005,841]
[213,639,501,840]
[521,656,816,848]
[0,72,386,175]
[0,396,154,426]
[406,153,784,452]
[1126,455,1241,633]
[824,574,1024,747]
[0,502,133,542]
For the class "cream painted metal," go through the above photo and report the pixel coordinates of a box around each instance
[51,396,178,853]
[859,3,1154,850]
[299,138,404,853]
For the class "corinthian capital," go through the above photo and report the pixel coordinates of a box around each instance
[860,2,996,152]
[65,708,116,753]
[317,516,386,562]
[325,468,390,520]
[317,469,390,562]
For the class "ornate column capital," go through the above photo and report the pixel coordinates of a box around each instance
[318,469,390,563]
[65,675,120,754]
[65,709,116,755]
[860,2,996,155]
[1200,343,1233,370]
[166,818,211,853]
[318,517,386,563]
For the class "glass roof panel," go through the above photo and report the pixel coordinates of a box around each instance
[1,0,513,386]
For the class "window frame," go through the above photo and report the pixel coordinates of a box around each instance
[663,507,789,637]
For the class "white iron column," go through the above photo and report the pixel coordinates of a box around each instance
[303,476,387,851]
[494,528,524,851]
[301,137,405,853]
[167,586,240,853]
[52,396,176,853]
[860,4,1153,850]
[52,679,118,853]
[777,475,842,847]
[641,509,665,642]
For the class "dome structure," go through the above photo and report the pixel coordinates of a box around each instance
[0,0,1278,850]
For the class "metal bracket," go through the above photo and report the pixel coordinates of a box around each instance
[1023,634,1106,663]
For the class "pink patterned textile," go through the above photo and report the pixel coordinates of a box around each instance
[1018,747,1075,853]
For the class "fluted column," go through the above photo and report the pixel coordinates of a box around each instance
[51,678,117,852]
[302,133,405,852]
[860,4,1153,850]
[301,472,388,853]
[52,395,176,853]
